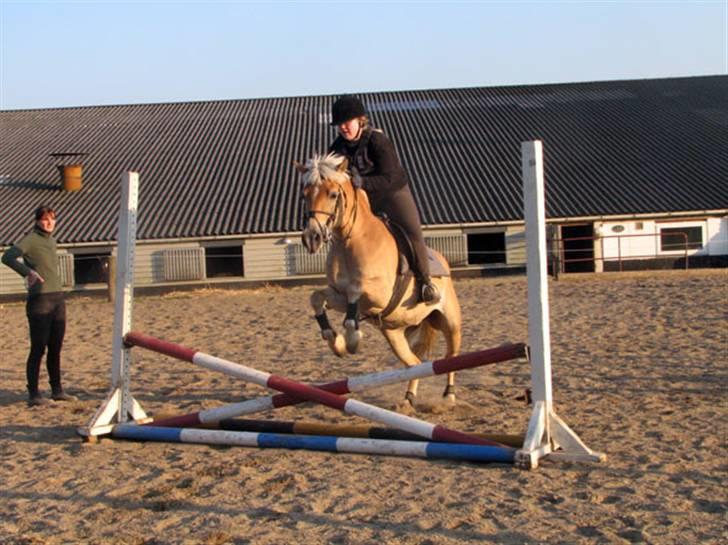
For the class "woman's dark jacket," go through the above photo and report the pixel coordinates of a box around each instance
[329,128,414,217]
[328,128,431,279]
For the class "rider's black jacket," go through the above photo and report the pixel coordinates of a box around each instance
[329,128,431,280]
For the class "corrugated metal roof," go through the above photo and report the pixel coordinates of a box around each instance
[1,75,726,245]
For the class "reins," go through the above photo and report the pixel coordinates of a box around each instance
[337,179,359,241]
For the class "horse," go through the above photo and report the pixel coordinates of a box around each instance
[294,153,462,412]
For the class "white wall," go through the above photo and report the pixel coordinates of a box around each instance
[505,226,527,266]
[706,217,728,255]
[133,242,201,285]
[243,237,294,280]
[596,216,728,261]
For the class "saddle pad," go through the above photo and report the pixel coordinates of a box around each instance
[426,247,450,278]
[397,247,450,278]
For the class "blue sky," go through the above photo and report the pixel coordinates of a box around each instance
[1,0,726,110]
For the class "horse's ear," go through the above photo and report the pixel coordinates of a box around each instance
[293,160,307,174]
[337,157,349,173]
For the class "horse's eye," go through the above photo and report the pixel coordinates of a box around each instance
[329,191,338,200]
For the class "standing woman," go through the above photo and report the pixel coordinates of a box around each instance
[328,95,440,304]
[2,206,76,406]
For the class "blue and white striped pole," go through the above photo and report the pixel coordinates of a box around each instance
[113,425,515,464]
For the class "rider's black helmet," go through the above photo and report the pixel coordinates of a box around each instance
[330,95,366,126]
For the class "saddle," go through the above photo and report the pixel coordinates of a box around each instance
[369,215,450,321]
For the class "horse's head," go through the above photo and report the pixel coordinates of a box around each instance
[295,153,351,253]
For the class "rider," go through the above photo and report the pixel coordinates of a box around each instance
[328,95,440,304]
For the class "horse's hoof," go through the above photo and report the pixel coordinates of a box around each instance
[331,334,347,357]
[395,401,416,415]
[442,393,456,407]
[515,388,532,405]
[323,330,347,357]
[345,329,362,354]
[395,395,416,415]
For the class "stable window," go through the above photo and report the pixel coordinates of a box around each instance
[467,233,506,265]
[291,243,327,275]
[659,226,703,252]
[424,235,467,267]
[73,251,111,285]
[162,248,205,281]
[205,245,244,278]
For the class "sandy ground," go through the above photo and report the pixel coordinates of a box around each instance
[0,270,726,545]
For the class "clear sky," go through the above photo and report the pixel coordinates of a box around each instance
[1,0,726,110]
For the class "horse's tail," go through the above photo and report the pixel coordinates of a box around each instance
[406,319,439,361]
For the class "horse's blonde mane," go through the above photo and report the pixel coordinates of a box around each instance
[303,153,350,186]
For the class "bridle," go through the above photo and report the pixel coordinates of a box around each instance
[304,178,359,242]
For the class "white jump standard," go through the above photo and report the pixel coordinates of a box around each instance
[517,141,606,468]
[82,172,147,435]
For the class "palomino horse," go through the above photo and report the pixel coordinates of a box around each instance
[295,153,462,411]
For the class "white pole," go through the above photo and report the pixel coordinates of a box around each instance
[111,172,139,421]
[522,141,553,409]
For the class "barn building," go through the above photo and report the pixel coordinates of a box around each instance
[1,75,726,297]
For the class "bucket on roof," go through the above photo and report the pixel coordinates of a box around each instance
[57,164,83,191]
[50,152,88,192]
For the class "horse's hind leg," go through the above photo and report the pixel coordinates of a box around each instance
[429,291,462,406]
[311,288,347,357]
[381,328,422,414]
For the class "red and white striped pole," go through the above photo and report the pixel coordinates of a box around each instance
[124,331,517,448]
[135,335,525,428]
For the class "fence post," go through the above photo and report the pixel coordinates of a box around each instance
[107,255,116,303]
[547,224,560,280]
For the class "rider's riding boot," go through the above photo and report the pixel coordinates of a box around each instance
[420,276,441,304]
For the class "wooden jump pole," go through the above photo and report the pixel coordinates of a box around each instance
[120,331,514,451]
[126,333,525,428]
[197,418,525,448]
[112,425,516,464]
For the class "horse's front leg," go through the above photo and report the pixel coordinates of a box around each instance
[343,285,363,354]
[311,288,347,357]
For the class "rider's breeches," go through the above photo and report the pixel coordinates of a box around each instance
[374,187,431,281]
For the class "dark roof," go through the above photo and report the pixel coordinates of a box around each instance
[1,75,727,245]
